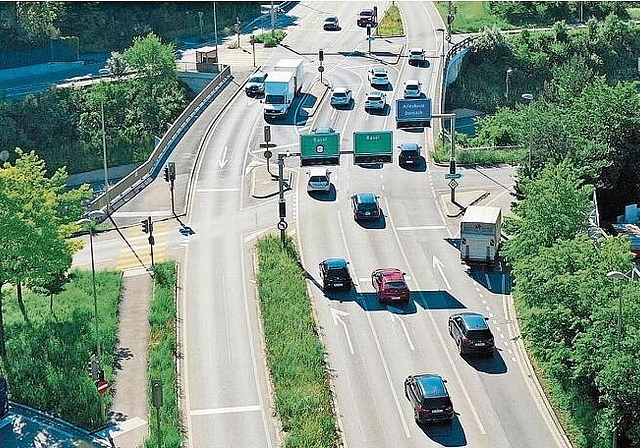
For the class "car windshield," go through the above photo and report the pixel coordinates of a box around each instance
[249,74,266,83]
[386,281,406,290]
[328,268,348,277]
[368,95,381,101]
[325,17,337,22]
[406,84,419,90]
[310,176,328,183]
[411,50,422,55]
[333,92,347,98]
[466,329,492,339]
[423,397,451,409]
[265,94,285,104]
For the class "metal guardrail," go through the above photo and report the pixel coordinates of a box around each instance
[90,64,232,214]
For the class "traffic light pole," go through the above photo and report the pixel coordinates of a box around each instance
[432,113,457,203]
[278,154,286,247]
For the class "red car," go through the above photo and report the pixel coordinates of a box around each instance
[371,268,410,305]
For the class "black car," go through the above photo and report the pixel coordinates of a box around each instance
[244,71,267,95]
[351,193,381,221]
[448,312,495,356]
[319,258,352,290]
[323,16,340,30]
[404,373,455,424]
[398,142,422,167]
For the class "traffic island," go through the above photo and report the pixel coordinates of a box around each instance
[440,189,489,217]
[251,163,294,199]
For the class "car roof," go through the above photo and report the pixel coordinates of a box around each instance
[405,79,420,85]
[367,91,384,98]
[309,167,329,176]
[355,193,377,203]
[451,312,489,330]
[399,142,420,151]
[415,374,448,398]
[410,47,424,53]
[374,268,404,280]
[360,9,373,14]
[323,258,348,268]
[372,67,387,73]
[325,16,338,21]
[249,71,267,79]
[333,87,350,94]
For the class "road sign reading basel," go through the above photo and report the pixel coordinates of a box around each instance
[395,98,432,129]
[300,133,340,166]
[353,131,393,164]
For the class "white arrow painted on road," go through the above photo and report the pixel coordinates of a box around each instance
[390,314,415,350]
[331,307,354,355]
[218,145,230,170]
[432,255,451,291]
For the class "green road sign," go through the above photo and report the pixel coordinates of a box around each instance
[353,131,393,164]
[300,132,340,166]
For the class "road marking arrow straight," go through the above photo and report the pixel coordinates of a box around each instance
[390,314,415,350]
[432,256,451,291]
[330,307,354,355]
[218,145,230,169]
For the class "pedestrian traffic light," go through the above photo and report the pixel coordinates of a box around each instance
[88,357,99,380]
[319,49,324,62]
[279,199,286,218]
[163,166,170,182]
[168,162,176,181]
[142,217,150,234]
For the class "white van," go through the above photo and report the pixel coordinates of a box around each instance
[307,167,331,193]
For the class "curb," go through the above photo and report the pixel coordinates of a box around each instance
[443,191,490,218]
[250,171,293,199]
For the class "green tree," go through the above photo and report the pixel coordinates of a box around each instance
[0,149,91,362]
[123,33,177,82]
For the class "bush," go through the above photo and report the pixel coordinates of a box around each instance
[252,30,286,47]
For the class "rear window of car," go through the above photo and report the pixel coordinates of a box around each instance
[333,92,347,97]
[374,73,387,78]
[360,10,373,16]
[411,50,423,55]
[328,267,348,277]
[466,329,492,339]
[406,83,419,89]
[386,281,406,289]
[250,74,266,82]
[358,202,378,211]
[423,397,451,408]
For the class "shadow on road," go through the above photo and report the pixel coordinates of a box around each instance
[413,291,467,310]
[418,414,467,447]
[460,348,508,374]
[308,185,337,201]
[354,214,387,229]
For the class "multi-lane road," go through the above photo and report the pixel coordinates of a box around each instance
[75,2,571,447]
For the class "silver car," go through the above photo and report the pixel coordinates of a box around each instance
[403,79,422,99]
[330,87,352,107]
[364,91,387,110]
[368,67,390,87]
[408,47,425,65]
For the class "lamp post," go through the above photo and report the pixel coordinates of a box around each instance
[213,2,218,54]
[76,209,107,422]
[436,27,446,63]
[505,68,513,100]
[521,93,534,168]
[198,11,204,39]
[100,100,109,208]
[606,268,640,340]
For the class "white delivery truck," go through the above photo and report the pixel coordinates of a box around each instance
[460,205,502,264]
[264,71,297,118]
[263,59,304,118]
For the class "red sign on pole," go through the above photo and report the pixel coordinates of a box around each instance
[96,380,110,395]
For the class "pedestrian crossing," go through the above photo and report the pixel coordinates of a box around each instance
[116,220,175,271]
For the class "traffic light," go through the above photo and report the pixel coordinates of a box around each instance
[373,6,377,21]
[163,166,170,182]
[97,369,105,382]
[264,125,271,142]
[366,24,371,36]
[279,199,286,219]
[449,158,456,174]
[319,49,324,62]
[168,162,176,181]
[88,357,99,380]
[141,217,150,234]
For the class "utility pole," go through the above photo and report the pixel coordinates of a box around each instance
[277,154,288,247]
[163,162,176,215]
[101,99,109,207]
[433,113,457,203]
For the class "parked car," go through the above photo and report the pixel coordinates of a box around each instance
[330,87,352,107]
[364,91,387,111]
[323,16,340,30]
[398,142,422,167]
[408,47,425,65]
[368,67,390,87]
[245,71,267,95]
[404,374,455,424]
[448,312,495,356]
[357,9,375,27]
[372,268,410,305]
[403,79,422,98]
[351,193,381,221]
[319,258,352,290]
[307,167,331,193]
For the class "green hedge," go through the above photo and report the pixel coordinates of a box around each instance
[256,235,339,448]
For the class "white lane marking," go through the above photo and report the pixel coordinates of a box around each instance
[190,405,261,416]
[197,188,240,192]
[337,211,411,439]
[485,188,510,206]
[391,314,415,351]
[331,307,355,355]
[218,145,230,169]
[395,225,446,231]
[432,255,451,291]
[383,197,486,435]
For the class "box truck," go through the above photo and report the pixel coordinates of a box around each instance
[460,206,502,264]
[263,59,304,118]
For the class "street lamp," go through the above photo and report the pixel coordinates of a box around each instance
[76,209,107,422]
[606,268,640,340]
[436,27,446,62]
[505,68,513,100]
[198,11,204,40]
[521,93,534,168]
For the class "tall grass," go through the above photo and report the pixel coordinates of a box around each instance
[376,4,404,37]
[1,269,121,429]
[256,235,339,448]
[434,2,513,33]
[432,140,526,165]
[145,262,181,448]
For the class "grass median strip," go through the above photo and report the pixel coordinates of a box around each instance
[376,4,404,37]
[256,234,339,448]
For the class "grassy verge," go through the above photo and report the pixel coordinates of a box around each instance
[1,269,121,429]
[432,139,526,164]
[376,4,404,36]
[434,2,513,33]
[252,30,287,47]
[256,234,338,448]
[145,262,181,448]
